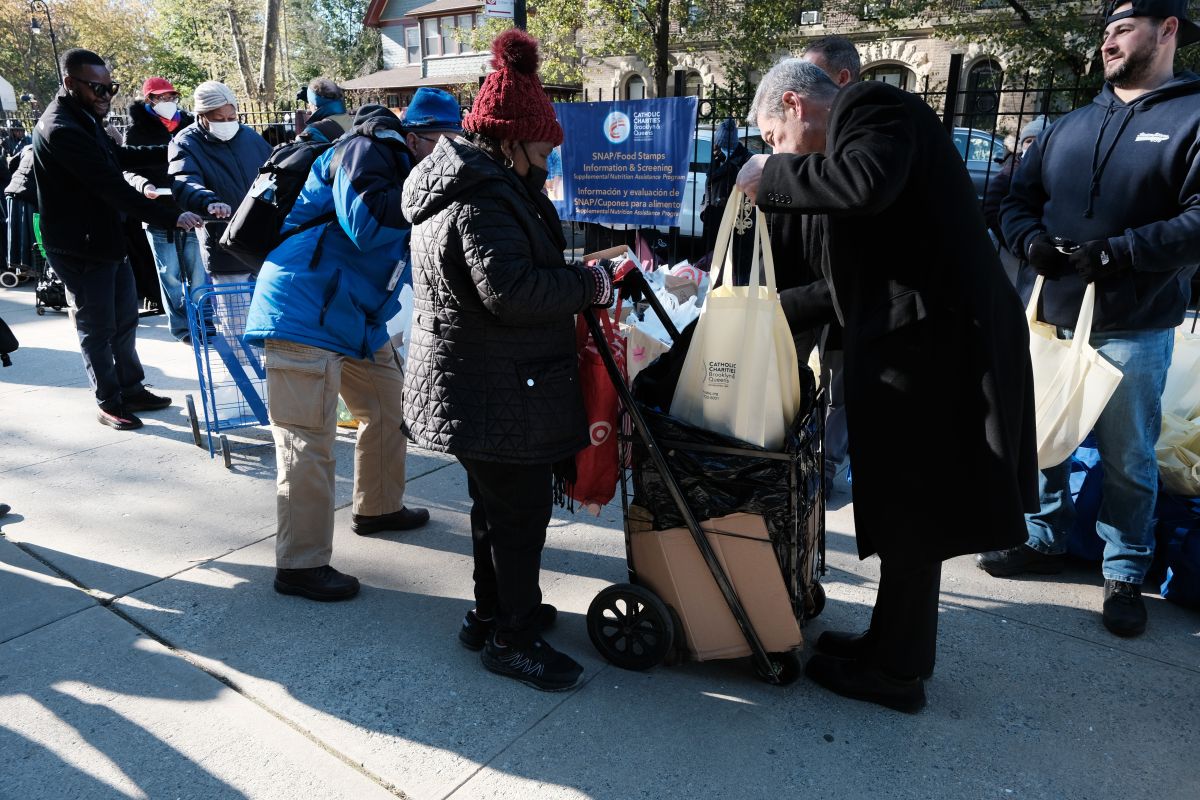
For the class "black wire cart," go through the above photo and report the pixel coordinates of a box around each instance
[583,270,826,686]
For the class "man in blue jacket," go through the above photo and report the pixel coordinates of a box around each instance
[984,0,1200,638]
[245,104,435,601]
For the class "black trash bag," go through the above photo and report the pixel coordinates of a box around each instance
[628,332,820,544]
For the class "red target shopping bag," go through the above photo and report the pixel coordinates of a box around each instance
[570,309,626,510]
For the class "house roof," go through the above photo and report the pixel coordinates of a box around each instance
[405,0,481,18]
[341,66,479,92]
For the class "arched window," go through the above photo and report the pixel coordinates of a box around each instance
[625,74,646,100]
[861,63,916,91]
[683,71,703,97]
[963,59,1003,132]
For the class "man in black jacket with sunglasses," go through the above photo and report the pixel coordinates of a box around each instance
[33,49,202,431]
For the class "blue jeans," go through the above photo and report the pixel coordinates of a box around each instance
[1026,327,1174,584]
[145,226,205,339]
[48,253,144,406]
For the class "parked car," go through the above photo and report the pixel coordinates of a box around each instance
[952,127,1009,200]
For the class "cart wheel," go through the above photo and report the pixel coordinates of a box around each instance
[804,582,826,621]
[220,435,232,469]
[754,651,803,686]
[662,605,687,667]
[0,272,17,289]
[185,395,203,449]
[587,583,674,671]
[35,306,45,316]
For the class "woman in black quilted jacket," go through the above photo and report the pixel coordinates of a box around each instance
[402,30,612,692]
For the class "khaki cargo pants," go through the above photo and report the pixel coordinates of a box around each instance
[266,338,409,569]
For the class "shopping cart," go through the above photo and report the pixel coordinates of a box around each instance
[183,279,269,467]
[583,268,825,686]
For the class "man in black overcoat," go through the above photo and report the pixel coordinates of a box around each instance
[737,59,1038,713]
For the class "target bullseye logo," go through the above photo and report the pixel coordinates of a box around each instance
[590,421,613,446]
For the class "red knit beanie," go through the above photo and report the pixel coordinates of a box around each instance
[462,29,563,146]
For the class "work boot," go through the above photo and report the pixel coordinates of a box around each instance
[976,544,1065,577]
[481,632,583,692]
[804,653,926,714]
[459,605,558,651]
[1102,580,1147,638]
[97,402,143,431]
[122,388,172,412]
[273,565,360,601]
[351,506,430,536]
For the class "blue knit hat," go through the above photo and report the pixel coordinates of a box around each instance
[714,118,739,153]
[403,88,462,132]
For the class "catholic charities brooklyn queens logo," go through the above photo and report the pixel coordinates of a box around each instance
[603,111,631,144]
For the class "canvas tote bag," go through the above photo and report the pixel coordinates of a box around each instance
[1027,275,1123,469]
[670,189,801,450]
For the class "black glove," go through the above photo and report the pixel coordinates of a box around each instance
[1067,238,1131,284]
[1026,233,1071,279]
[586,262,614,308]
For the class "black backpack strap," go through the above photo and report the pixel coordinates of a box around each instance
[279,210,338,244]
[299,117,346,144]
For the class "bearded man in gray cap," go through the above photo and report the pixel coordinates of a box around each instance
[984,0,1200,639]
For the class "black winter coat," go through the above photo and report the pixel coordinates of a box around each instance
[758,80,1038,562]
[123,102,195,221]
[402,137,597,464]
[32,92,180,262]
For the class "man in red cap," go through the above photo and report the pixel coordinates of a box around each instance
[124,77,204,343]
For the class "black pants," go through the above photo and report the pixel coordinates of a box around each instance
[868,553,942,679]
[458,457,553,643]
[49,253,145,406]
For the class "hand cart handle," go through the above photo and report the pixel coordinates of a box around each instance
[614,267,682,343]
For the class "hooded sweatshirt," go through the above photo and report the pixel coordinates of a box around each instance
[1001,72,1200,331]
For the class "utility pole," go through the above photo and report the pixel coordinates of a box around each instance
[515,0,527,30]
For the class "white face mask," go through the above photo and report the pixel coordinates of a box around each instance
[206,120,240,141]
[152,101,178,120]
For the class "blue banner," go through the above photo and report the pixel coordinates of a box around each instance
[549,97,698,227]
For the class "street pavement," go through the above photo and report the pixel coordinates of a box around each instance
[1,284,1197,800]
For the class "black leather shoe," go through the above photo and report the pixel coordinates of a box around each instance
[122,388,172,412]
[352,506,430,535]
[274,565,360,601]
[1102,580,1146,637]
[976,544,1065,577]
[814,630,933,680]
[804,653,926,714]
[459,605,558,651]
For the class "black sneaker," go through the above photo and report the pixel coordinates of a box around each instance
[481,633,583,692]
[1102,580,1146,637]
[976,544,1066,577]
[351,506,430,535]
[97,403,143,431]
[459,605,558,651]
[122,388,172,412]
[274,565,360,601]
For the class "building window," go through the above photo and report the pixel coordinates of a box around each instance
[457,14,475,53]
[683,71,703,97]
[862,64,914,91]
[963,59,1003,132]
[424,18,439,57]
[405,26,420,63]
[440,17,457,56]
[625,74,646,100]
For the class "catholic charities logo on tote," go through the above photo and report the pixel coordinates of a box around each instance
[603,111,631,144]
[705,361,737,388]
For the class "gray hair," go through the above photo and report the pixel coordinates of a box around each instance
[749,59,840,123]
[308,77,343,101]
[802,36,862,83]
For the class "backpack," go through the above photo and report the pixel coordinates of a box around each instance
[219,118,346,270]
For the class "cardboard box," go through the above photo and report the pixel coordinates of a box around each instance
[628,506,802,661]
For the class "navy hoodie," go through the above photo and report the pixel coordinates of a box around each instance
[1001,72,1200,331]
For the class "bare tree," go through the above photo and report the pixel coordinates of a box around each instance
[260,0,282,102]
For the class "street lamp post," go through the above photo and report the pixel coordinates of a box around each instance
[30,0,63,86]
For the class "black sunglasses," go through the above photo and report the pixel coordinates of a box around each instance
[70,76,120,98]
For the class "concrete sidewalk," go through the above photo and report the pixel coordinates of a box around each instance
[1,284,1197,800]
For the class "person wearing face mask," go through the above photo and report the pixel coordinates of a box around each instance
[31,49,204,431]
[402,30,613,693]
[169,81,271,290]
[124,77,204,343]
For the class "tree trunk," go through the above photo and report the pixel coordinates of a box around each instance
[260,0,282,103]
[653,0,670,97]
[227,6,259,100]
